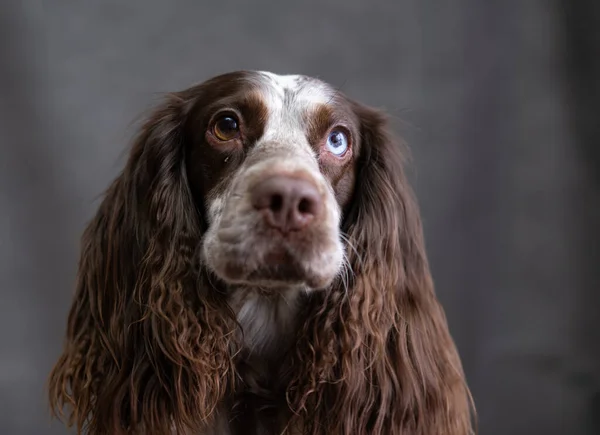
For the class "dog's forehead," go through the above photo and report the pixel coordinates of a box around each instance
[255,71,335,111]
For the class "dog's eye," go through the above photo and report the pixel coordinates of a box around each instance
[213,115,240,141]
[326,130,348,156]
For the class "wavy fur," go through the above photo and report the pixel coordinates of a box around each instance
[48,94,237,434]
[287,104,474,434]
[48,77,474,435]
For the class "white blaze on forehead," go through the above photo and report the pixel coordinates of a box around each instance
[258,71,304,90]
[253,71,335,157]
[256,71,334,107]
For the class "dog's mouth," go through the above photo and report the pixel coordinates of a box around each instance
[203,170,345,290]
[216,243,332,289]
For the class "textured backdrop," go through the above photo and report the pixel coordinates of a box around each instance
[1,1,599,434]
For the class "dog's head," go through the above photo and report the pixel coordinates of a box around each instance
[189,71,358,290]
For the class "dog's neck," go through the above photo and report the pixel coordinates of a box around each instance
[202,287,309,434]
[228,285,307,358]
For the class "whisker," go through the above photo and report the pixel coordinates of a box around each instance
[336,250,352,300]
[279,289,293,309]
[340,233,364,270]
[205,269,220,293]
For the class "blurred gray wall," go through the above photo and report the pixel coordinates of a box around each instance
[1,1,598,434]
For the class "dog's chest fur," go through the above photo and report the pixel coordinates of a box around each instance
[215,287,306,434]
[230,287,305,355]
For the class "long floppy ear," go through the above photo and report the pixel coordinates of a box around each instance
[48,94,235,435]
[289,104,474,434]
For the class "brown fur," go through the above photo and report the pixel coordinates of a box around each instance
[287,103,475,434]
[48,72,475,434]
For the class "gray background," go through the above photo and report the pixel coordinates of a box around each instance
[1,1,599,434]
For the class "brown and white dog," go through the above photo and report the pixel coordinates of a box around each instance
[48,71,475,435]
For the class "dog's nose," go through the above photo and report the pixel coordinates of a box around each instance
[251,175,322,232]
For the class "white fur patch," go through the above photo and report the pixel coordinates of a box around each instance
[234,287,304,355]
[202,71,345,356]
[256,71,334,155]
[196,71,350,433]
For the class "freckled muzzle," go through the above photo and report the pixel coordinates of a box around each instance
[203,152,345,290]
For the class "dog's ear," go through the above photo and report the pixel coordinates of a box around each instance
[48,94,234,435]
[347,103,474,434]
[289,103,474,434]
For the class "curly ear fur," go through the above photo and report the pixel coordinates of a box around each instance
[48,85,473,435]
[48,94,236,435]
[287,104,475,434]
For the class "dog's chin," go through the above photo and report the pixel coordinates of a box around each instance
[208,248,338,291]
[214,260,336,291]
[203,221,345,291]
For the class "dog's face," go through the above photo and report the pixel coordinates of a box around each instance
[185,71,360,290]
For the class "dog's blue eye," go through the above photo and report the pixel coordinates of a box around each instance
[326,130,348,156]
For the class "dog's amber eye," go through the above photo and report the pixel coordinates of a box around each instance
[213,115,240,141]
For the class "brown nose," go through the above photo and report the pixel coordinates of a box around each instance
[251,175,322,232]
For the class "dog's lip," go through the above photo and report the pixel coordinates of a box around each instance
[210,219,341,289]
[222,245,304,280]
[217,224,313,245]
[216,227,243,244]
[262,245,294,265]
[214,245,334,289]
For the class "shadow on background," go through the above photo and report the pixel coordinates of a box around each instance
[562,1,600,431]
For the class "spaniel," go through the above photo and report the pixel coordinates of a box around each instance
[48,71,474,435]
